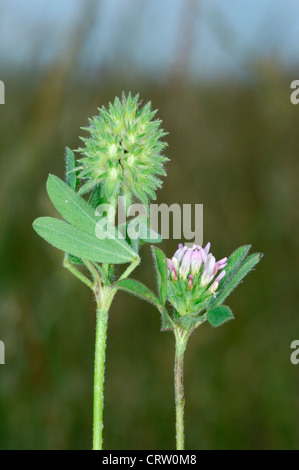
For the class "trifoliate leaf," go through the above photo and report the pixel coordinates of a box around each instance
[46,175,137,262]
[33,217,137,264]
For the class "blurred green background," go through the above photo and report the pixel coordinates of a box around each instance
[0,0,299,450]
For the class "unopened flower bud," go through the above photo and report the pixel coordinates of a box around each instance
[210,270,226,293]
[188,275,194,291]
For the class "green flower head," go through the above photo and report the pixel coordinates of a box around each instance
[76,93,169,207]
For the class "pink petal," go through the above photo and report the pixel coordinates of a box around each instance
[204,242,211,254]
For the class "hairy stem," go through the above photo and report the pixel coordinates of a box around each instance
[174,329,189,450]
[93,306,108,450]
[92,285,116,450]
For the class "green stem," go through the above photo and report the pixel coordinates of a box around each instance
[174,329,189,450]
[93,285,116,450]
[93,306,108,450]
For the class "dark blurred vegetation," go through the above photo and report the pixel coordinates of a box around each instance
[0,0,299,450]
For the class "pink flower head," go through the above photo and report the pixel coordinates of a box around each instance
[168,243,227,295]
